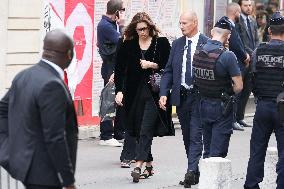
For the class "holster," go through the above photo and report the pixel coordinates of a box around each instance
[221,93,235,116]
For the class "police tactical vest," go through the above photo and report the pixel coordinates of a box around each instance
[192,47,232,98]
[255,43,284,99]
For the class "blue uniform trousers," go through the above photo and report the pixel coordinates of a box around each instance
[200,98,233,158]
[244,100,284,189]
[177,92,202,172]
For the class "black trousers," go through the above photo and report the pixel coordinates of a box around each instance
[120,131,137,161]
[119,106,136,161]
[25,184,62,189]
[114,106,126,140]
[135,99,158,162]
[236,67,252,121]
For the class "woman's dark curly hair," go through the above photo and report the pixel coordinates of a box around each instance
[123,12,160,40]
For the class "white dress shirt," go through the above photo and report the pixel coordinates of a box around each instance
[181,32,200,88]
[42,58,64,80]
[241,13,250,29]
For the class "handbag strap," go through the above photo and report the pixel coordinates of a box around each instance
[152,37,158,74]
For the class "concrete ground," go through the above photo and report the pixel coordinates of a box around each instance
[1,114,277,189]
[75,116,277,189]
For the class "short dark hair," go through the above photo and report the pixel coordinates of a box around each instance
[238,0,251,6]
[106,0,123,15]
[270,24,284,35]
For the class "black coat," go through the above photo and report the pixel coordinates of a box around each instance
[0,61,78,187]
[115,36,174,137]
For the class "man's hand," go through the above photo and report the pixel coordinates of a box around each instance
[244,53,250,67]
[115,92,124,106]
[159,96,167,111]
[109,73,114,83]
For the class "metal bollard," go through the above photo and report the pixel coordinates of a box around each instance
[0,167,24,189]
[198,157,232,189]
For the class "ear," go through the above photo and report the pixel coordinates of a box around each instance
[268,27,272,35]
[210,29,214,36]
[67,49,72,59]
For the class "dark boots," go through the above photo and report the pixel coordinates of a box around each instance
[183,171,199,188]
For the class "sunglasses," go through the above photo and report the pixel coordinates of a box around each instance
[136,27,149,32]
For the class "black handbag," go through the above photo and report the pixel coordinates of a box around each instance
[147,37,163,93]
[149,69,163,93]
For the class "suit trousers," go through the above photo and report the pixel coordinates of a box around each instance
[177,92,202,172]
[135,99,158,162]
[236,67,252,121]
[244,100,284,189]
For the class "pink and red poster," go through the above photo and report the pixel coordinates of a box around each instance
[44,0,102,126]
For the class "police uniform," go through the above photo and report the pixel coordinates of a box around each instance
[192,17,241,158]
[244,12,284,189]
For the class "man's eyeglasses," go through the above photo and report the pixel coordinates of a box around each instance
[120,8,125,11]
[136,27,149,32]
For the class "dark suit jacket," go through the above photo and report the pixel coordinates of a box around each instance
[237,16,259,55]
[229,23,247,71]
[160,34,209,106]
[0,61,78,187]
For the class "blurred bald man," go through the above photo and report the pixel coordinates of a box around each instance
[159,11,209,188]
[0,30,78,189]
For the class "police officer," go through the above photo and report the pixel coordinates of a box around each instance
[192,17,243,159]
[244,11,284,189]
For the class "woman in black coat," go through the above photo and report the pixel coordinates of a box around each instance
[114,12,173,183]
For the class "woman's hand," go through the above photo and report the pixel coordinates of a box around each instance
[140,59,158,69]
[115,92,124,106]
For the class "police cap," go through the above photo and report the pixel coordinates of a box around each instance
[270,11,284,26]
[214,16,232,31]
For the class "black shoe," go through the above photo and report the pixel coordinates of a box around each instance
[238,120,252,127]
[131,167,141,183]
[183,171,198,188]
[233,122,244,131]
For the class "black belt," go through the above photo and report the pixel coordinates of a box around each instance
[180,86,194,97]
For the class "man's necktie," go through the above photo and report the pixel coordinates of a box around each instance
[185,40,192,85]
[64,70,69,86]
[246,17,254,49]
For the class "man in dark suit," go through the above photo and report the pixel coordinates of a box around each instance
[0,30,78,189]
[159,11,208,188]
[226,2,250,131]
[236,0,259,128]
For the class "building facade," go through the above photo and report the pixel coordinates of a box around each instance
[5,0,278,126]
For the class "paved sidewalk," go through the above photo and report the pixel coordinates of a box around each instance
[75,116,277,189]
